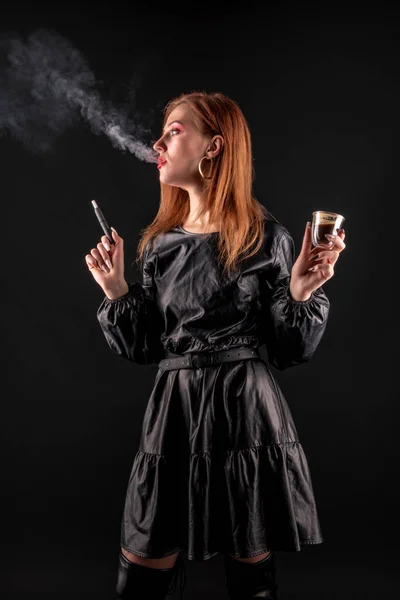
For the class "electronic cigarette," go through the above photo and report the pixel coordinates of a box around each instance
[91,200,114,245]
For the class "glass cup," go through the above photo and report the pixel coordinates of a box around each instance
[311,210,345,249]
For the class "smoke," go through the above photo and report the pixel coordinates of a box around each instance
[0,29,157,162]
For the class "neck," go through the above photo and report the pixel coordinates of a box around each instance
[184,187,215,229]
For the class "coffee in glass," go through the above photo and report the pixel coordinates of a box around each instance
[311,211,345,249]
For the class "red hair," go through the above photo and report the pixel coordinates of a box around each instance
[136,91,274,276]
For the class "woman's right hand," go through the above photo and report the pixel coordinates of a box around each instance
[85,228,128,298]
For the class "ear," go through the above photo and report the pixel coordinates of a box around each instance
[206,135,224,159]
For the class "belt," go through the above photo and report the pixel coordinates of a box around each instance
[158,346,260,370]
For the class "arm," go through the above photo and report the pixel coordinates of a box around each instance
[96,245,165,365]
[259,230,330,371]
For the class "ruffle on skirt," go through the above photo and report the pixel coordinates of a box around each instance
[121,441,323,561]
[120,360,323,561]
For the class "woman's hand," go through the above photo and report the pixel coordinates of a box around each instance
[85,228,129,299]
[289,221,346,301]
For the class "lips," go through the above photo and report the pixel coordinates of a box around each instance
[157,158,167,167]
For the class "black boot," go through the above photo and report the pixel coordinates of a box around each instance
[116,551,187,600]
[223,551,278,599]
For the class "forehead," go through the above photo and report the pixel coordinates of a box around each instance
[164,103,196,130]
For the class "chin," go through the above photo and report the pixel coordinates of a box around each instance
[159,172,171,185]
[160,174,186,189]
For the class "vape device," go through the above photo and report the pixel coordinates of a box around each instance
[91,200,114,245]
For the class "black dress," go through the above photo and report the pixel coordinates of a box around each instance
[97,217,330,561]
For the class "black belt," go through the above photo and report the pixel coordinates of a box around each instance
[158,346,260,370]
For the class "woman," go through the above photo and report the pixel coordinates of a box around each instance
[85,91,346,600]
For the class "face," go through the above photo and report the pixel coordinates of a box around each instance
[153,103,211,189]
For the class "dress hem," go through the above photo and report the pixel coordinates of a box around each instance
[121,544,182,559]
[120,538,324,561]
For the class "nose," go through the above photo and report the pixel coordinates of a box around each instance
[153,134,166,153]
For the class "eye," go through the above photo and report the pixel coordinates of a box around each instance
[169,128,180,136]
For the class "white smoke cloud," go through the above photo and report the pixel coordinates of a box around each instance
[0,29,158,162]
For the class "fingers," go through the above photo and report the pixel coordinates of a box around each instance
[101,235,112,252]
[85,238,113,273]
[85,254,98,270]
[335,230,346,251]
[325,230,346,252]
[300,222,313,255]
[306,227,345,278]
[98,242,113,270]
[85,228,122,274]
[307,261,334,279]
[86,248,110,273]
[309,249,340,266]
[111,227,122,242]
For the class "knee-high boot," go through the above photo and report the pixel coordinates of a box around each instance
[116,551,187,600]
[223,552,278,599]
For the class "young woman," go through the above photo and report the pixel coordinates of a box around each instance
[86,91,346,600]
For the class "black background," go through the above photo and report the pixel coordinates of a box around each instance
[1,1,398,598]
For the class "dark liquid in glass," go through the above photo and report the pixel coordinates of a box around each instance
[313,222,338,246]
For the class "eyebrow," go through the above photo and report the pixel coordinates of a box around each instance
[162,120,184,134]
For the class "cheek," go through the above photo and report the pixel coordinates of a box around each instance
[172,137,201,157]
[167,139,203,174]
[170,146,194,168]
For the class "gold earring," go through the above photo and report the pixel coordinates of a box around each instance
[198,156,213,179]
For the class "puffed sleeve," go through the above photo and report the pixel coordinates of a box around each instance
[96,244,165,365]
[259,228,330,371]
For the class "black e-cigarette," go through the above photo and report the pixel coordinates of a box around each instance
[91,200,114,245]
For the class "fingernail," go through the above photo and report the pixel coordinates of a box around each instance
[102,265,109,273]
[308,266,316,272]
[111,227,117,234]
[307,221,311,228]
[104,243,110,251]
[106,259,112,270]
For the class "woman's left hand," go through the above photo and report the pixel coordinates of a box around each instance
[289,221,346,301]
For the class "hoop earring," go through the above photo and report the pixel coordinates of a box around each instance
[198,156,213,180]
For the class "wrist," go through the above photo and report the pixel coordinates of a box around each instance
[105,281,129,300]
[289,285,312,302]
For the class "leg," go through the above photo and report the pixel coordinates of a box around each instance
[121,547,180,569]
[116,547,183,599]
[229,550,272,564]
[224,550,278,599]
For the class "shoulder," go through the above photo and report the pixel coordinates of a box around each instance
[142,229,179,266]
[248,216,295,273]
[261,216,293,250]
[143,232,167,258]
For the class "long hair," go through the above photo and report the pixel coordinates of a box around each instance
[136,91,276,277]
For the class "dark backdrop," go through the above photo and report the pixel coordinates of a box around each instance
[2,1,398,598]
